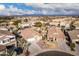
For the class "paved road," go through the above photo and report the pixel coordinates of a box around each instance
[29,42,42,55]
[57,39,79,55]
[57,39,70,51]
[24,39,78,56]
[75,44,79,55]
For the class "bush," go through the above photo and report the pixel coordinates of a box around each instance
[70,43,75,51]
[70,25,75,30]
[42,35,47,40]
[34,22,42,27]
[51,40,53,42]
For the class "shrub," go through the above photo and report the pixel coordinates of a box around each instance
[34,22,42,27]
[70,43,75,51]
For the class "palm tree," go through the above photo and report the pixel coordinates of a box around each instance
[34,22,42,27]
[42,23,48,40]
[11,20,22,47]
[70,43,76,51]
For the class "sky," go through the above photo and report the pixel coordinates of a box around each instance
[0,3,79,16]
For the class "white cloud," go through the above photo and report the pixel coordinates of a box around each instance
[0,5,35,16]
[25,3,79,15]
[0,5,5,11]
[26,3,53,9]
[26,3,79,10]
[1,3,79,16]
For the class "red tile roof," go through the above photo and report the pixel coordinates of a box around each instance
[48,26,65,40]
[21,28,40,40]
[0,30,14,36]
[0,30,14,40]
[68,30,79,40]
[0,45,6,51]
[0,36,9,40]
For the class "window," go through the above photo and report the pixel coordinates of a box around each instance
[0,41,1,43]
[7,39,10,42]
[10,37,15,40]
[2,40,6,43]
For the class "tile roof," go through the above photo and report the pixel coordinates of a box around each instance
[0,30,14,40]
[68,30,79,40]
[0,45,6,51]
[48,26,65,40]
[0,36,9,40]
[0,30,13,36]
[21,28,41,40]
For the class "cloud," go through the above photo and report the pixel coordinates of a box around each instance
[25,3,79,15]
[0,4,5,11]
[26,3,53,9]
[26,3,79,10]
[0,5,35,16]
[0,3,79,16]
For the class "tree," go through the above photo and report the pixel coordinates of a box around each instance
[0,17,14,20]
[42,35,47,40]
[70,43,75,51]
[70,25,75,30]
[11,20,22,49]
[24,19,28,22]
[12,20,21,26]
[34,22,42,27]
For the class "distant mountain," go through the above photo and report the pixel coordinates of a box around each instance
[0,13,79,17]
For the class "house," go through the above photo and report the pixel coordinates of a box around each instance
[68,29,79,54]
[0,26,8,31]
[47,26,65,41]
[68,30,79,43]
[18,23,31,29]
[60,21,71,29]
[21,28,42,43]
[0,30,16,46]
[47,26,69,51]
[49,20,60,26]
[73,20,79,29]
[49,19,66,26]
[49,18,71,29]
[0,45,7,55]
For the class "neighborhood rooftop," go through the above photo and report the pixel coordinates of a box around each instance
[0,30,14,36]
[68,30,79,40]
[48,26,65,40]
